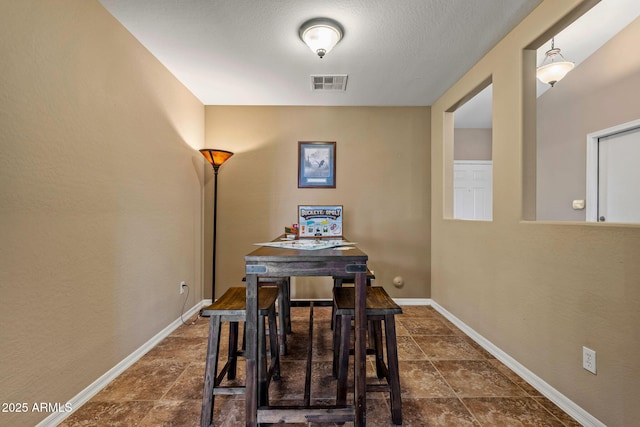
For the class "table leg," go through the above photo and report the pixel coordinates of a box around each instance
[354,270,366,426]
[245,275,258,427]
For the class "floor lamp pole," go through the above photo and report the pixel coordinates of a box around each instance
[211,167,219,299]
[199,149,234,299]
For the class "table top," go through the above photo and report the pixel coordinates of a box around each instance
[245,238,368,263]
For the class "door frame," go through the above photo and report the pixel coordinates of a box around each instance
[585,118,640,222]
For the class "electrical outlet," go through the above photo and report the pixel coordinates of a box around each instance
[179,281,186,294]
[583,346,597,374]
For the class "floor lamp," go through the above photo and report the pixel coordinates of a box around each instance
[199,149,234,298]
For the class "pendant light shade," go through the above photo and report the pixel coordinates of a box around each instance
[536,38,574,87]
[299,18,343,58]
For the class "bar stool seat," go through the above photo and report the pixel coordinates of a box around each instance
[333,286,403,425]
[200,287,280,427]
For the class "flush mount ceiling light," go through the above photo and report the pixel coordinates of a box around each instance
[299,18,343,59]
[536,37,575,87]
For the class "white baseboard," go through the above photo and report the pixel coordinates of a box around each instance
[430,301,605,427]
[39,301,206,427]
[394,298,431,306]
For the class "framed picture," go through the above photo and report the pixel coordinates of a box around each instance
[298,141,336,188]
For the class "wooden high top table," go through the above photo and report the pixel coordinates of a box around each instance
[244,239,368,426]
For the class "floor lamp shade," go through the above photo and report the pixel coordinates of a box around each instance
[200,149,234,171]
[199,149,234,297]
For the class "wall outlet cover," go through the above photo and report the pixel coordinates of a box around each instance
[583,346,597,374]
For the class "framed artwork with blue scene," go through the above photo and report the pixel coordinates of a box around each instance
[298,141,336,188]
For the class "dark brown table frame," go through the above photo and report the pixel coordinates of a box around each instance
[244,241,368,426]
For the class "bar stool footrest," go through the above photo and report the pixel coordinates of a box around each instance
[257,405,355,424]
[212,386,245,396]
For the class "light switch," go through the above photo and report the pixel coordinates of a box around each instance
[572,200,585,210]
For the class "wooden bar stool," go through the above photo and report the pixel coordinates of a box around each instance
[243,276,291,354]
[333,286,403,425]
[200,287,280,427]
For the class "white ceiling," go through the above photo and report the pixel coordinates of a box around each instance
[98,0,639,128]
[98,0,542,106]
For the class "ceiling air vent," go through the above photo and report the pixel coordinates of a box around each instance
[311,74,348,91]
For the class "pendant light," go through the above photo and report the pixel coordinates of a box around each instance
[536,37,574,87]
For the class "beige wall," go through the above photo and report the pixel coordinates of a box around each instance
[0,1,204,425]
[454,128,492,160]
[537,16,640,221]
[204,106,431,300]
[432,1,640,425]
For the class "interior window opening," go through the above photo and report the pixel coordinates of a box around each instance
[533,1,640,223]
[451,83,493,221]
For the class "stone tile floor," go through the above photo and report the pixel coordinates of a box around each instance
[60,305,581,426]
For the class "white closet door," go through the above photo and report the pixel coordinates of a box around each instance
[598,126,640,223]
[454,161,492,221]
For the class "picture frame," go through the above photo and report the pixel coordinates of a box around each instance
[298,141,336,188]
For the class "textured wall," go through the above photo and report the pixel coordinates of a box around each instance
[0,1,204,425]
[431,1,640,425]
[204,106,431,300]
